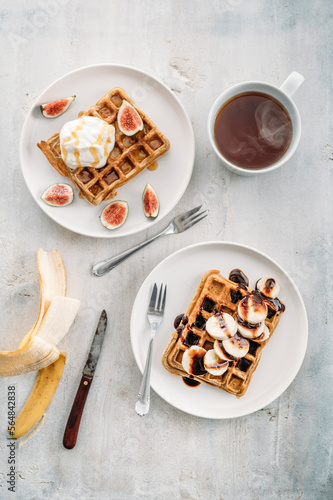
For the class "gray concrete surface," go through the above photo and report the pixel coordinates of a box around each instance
[0,0,332,498]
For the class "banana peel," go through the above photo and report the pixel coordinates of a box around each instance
[12,356,66,439]
[18,248,67,349]
[0,249,80,439]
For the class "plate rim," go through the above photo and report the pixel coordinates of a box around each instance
[19,63,195,238]
[130,240,308,419]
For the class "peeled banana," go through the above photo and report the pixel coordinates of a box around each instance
[0,249,80,439]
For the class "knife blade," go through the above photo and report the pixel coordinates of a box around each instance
[63,310,107,449]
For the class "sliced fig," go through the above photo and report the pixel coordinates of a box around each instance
[41,183,74,207]
[40,96,76,118]
[100,200,128,230]
[117,100,143,136]
[142,182,159,218]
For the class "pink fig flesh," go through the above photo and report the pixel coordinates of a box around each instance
[41,183,74,207]
[143,183,159,218]
[101,201,128,229]
[117,100,143,136]
[41,96,75,118]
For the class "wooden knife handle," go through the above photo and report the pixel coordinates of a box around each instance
[63,374,93,449]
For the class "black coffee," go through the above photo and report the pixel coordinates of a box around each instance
[214,92,293,170]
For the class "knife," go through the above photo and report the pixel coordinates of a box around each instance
[63,310,107,449]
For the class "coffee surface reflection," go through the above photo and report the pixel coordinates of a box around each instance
[214,92,292,170]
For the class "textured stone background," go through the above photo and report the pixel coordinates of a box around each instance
[0,0,332,499]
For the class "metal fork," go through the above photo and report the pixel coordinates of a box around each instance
[135,283,167,416]
[92,205,208,277]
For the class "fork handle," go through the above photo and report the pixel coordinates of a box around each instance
[92,229,166,277]
[135,326,156,416]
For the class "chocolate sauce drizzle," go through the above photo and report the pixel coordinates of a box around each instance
[188,352,206,376]
[215,311,231,335]
[174,314,188,339]
[182,331,200,347]
[174,313,184,329]
[200,297,216,313]
[236,314,261,330]
[229,268,249,287]
[253,287,285,315]
[182,377,201,387]
[229,268,249,303]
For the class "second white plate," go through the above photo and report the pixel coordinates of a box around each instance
[20,64,195,238]
[130,241,308,419]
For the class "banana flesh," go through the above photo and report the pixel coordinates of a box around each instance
[0,337,60,376]
[0,249,80,439]
[0,296,79,375]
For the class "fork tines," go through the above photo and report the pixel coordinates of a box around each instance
[178,205,202,222]
[183,209,208,229]
[149,283,167,313]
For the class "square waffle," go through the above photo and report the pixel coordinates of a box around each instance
[37,87,170,206]
[161,269,285,397]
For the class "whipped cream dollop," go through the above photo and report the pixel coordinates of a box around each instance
[60,116,115,169]
[206,311,237,341]
[256,277,280,299]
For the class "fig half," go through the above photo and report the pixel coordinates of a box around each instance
[100,200,129,230]
[117,100,143,136]
[41,183,74,207]
[40,96,76,118]
[142,182,159,218]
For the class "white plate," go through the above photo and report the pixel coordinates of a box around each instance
[20,64,195,238]
[130,241,308,419]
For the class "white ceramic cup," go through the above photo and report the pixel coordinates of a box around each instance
[207,72,304,175]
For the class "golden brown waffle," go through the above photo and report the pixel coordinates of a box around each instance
[161,270,285,397]
[37,87,170,206]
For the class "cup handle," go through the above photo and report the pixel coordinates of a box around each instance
[280,71,305,97]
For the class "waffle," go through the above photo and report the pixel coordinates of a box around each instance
[161,270,285,397]
[37,87,170,206]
